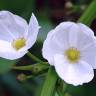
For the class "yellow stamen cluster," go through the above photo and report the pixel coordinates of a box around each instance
[65,47,80,63]
[12,38,26,50]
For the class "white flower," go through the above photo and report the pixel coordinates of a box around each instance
[0,11,40,60]
[42,21,96,86]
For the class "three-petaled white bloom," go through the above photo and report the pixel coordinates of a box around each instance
[0,11,40,60]
[42,21,96,86]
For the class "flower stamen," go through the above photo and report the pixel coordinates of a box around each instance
[65,47,80,63]
[12,38,26,50]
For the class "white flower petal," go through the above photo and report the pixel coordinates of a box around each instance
[0,40,14,52]
[81,43,96,69]
[0,11,28,39]
[77,27,95,50]
[77,23,94,37]
[69,23,79,47]
[69,23,94,48]
[13,14,28,38]
[54,54,94,86]
[0,51,27,60]
[0,23,14,41]
[42,30,64,65]
[42,22,75,65]
[26,13,40,49]
[0,40,27,60]
[54,21,75,32]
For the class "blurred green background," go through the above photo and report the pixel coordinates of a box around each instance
[0,0,96,96]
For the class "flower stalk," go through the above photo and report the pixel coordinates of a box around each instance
[13,63,49,75]
[27,51,43,63]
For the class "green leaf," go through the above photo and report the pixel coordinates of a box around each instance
[78,0,96,26]
[0,58,15,74]
[40,67,58,96]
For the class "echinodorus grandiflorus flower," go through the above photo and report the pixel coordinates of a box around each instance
[42,21,96,86]
[0,11,40,60]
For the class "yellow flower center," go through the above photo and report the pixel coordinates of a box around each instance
[12,38,26,50]
[65,47,80,63]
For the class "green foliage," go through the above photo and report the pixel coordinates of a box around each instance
[40,67,58,96]
[78,0,96,26]
[0,58,15,74]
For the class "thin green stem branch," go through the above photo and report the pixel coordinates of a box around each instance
[27,51,43,63]
[13,63,49,75]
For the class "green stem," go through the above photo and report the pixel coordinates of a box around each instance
[27,51,43,63]
[40,67,58,96]
[13,63,49,75]
[57,80,68,96]
[63,83,68,95]
[78,0,96,26]
[57,88,63,96]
